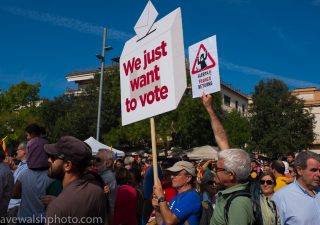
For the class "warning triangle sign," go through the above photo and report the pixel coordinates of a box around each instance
[191,44,216,75]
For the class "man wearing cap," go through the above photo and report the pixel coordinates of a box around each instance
[152,161,202,225]
[44,136,107,225]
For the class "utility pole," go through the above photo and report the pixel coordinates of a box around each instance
[96,28,112,141]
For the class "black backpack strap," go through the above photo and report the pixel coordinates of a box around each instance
[224,190,252,225]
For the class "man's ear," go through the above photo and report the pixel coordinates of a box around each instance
[64,160,73,172]
[228,171,237,182]
[296,166,303,176]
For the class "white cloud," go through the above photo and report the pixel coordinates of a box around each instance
[0,5,132,41]
[221,61,320,88]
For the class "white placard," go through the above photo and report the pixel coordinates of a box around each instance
[188,35,220,98]
[120,8,186,126]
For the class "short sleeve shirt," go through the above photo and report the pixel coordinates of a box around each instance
[165,190,202,225]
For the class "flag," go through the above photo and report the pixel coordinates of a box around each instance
[0,136,8,156]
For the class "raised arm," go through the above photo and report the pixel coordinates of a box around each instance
[201,93,230,150]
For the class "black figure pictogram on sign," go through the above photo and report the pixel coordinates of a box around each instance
[191,44,216,75]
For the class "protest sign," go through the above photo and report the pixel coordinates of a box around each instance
[120,7,186,126]
[188,35,220,98]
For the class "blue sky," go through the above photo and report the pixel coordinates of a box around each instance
[0,0,319,98]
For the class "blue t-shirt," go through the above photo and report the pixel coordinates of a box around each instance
[165,190,202,225]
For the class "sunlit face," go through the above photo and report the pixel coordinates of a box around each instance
[260,175,275,196]
[170,170,191,189]
[298,158,320,190]
[214,159,230,190]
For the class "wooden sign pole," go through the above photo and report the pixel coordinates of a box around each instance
[150,117,159,185]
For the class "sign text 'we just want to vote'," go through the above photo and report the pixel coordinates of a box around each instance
[122,40,169,112]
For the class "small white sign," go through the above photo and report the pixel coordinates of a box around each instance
[120,8,186,126]
[188,35,220,98]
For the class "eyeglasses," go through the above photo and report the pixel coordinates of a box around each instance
[215,167,226,173]
[171,171,189,177]
[47,154,64,162]
[260,180,274,185]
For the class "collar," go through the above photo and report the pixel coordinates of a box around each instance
[218,182,249,196]
[295,179,318,197]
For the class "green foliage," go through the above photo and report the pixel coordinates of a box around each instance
[0,82,43,152]
[248,79,315,157]
[0,82,40,112]
[223,110,250,149]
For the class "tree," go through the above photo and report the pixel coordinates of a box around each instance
[223,110,250,149]
[0,82,42,152]
[0,82,41,112]
[248,79,315,157]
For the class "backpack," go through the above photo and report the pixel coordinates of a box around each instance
[199,201,214,225]
[224,186,263,225]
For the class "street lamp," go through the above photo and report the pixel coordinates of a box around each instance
[96,28,112,141]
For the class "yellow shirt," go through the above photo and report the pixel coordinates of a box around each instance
[274,176,289,192]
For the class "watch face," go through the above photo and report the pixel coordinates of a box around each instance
[158,197,166,203]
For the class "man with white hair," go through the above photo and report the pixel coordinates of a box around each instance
[210,149,255,225]
[202,93,255,225]
[96,148,117,220]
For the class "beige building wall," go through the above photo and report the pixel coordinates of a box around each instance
[292,87,320,150]
[221,84,249,115]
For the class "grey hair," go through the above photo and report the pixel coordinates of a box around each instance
[98,148,114,160]
[295,151,320,175]
[17,142,27,150]
[218,148,251,182]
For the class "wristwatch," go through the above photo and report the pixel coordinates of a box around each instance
[158,196,166,204]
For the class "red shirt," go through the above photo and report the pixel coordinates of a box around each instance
[113,185,137,225]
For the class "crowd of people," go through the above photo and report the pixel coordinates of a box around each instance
[0,93,319,225]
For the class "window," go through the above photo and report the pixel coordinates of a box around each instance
[224,95,231,107]
[235,101,238,111]
[242,104,246,114]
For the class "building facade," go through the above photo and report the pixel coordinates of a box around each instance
[65,67,250,113]
[292,87,320,151]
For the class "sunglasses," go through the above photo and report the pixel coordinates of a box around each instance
[260,180,274,185]
[47,154,65,162]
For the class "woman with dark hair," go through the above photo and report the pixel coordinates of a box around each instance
[113,167,138,225]
[259,172,280,225]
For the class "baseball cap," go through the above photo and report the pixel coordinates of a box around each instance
[44,136,92,163]
[166,161,195,177]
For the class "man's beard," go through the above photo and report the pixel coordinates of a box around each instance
[48,164,65,181]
